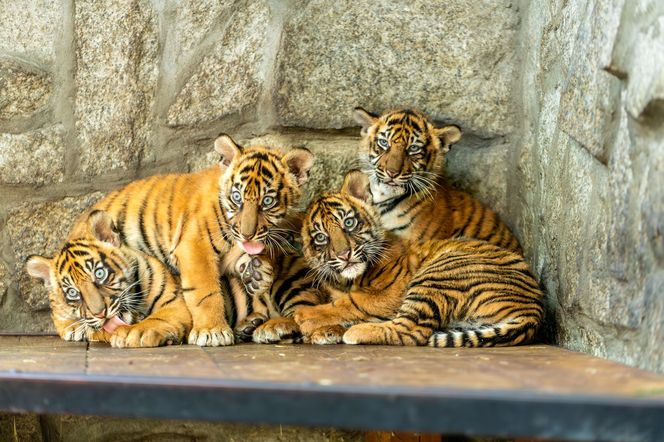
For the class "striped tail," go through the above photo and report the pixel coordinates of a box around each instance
[428,319,539,348]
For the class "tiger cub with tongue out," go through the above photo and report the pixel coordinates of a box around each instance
[26,210,191,348]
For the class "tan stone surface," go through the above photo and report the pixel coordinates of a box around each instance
[0,61,52,122]
[0,125,65,185]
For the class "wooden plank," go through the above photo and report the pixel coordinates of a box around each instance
[1,339,664,441]
[0,336,86,375]
[86,342,223,378]
[202,344,664,398]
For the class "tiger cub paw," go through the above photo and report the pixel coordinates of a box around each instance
[188,325,235,347]
[62,323,87,342]
[236,254,273,296]
[293,305,341,336]
[110,324,177,348]
[306,325,345,345]
[253,317,301,344]
[343,321,430,346]
[234,312,268,342]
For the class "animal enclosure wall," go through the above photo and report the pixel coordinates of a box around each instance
[0,0,662,372]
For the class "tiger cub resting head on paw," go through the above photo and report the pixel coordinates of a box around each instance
[26,210,192,348]
[296,170,544,347]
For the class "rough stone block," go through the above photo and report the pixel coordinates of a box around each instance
[168,1,234,68]
[275,0,519,136]
[6,192,104,311]
[167,1,270,126]
[0,0,58,62]
[74,0,158,177]
[0,125,65,185]
[0,60,52,122]
[558,0,624,163]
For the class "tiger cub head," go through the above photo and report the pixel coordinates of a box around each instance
[302,170,384,282]
[26,210,148,337]
[215,134,314,256]
[353,107,462,203]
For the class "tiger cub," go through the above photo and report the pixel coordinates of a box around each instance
[354,107,521,253]
[27,210,191,348]
[294,170,544,347]
[215,137,322,344]
[26,134,313,347]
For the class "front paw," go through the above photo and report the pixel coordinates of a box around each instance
[253,317,301,344]
[110,324,177,348]
[62,323,87,342]
[234,312,268,342]
[188,325,235,346]
[306,325,345,345]
[236,254,273,296]
[294,306,341,336]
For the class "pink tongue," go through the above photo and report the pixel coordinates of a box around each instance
[241,241,265,255]
[103,315,128,333]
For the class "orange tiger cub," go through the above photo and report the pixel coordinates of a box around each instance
[26,134,313,347]
[354,107,521,253]
[27,210,191,348]
[294,170,544,347]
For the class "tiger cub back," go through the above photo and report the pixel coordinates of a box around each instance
[295,170,544,347]
[353,107,521,253]
[26,210,191,348]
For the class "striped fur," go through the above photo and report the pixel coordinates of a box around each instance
[215,137,322,344]
[26,211,191,347]
[26,134,313,347]
[354,107,521,253]
[295,171,544,347]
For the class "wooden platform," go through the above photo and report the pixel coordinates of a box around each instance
[1,336,663,441]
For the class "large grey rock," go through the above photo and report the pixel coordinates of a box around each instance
[5,192,104,312]
[74,0,159,177]
[275,0,519,136]
[557,0,624,163]
[0,0,58,62]
[168,1,234,68]
[0,60,52,122]
[0,125,65,185]
[167,1,270,126]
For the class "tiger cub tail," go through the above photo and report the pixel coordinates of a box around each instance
[427,319,539,348]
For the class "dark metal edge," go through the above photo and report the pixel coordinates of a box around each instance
[0,374,663,442]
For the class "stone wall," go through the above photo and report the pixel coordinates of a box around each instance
[0,0,518,333]
[509,0,664,372]
[1,0,662,373]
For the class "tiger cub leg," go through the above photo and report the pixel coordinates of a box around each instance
[178,244,234,346]
[110,296,192,348]
[343,289,442,346]
[234,291,269,342]
[254,286,329,344]
[294,287,402,343]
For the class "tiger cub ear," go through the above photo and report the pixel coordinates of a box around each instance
[341,169,372,204]
[353,107,378,136]
[26,255,53,288]
[434,125,462,153]
[214,134,243,167]
[88,210,121,247]
[283,148,314,185]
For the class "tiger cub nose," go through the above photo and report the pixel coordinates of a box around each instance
[385,168,399,178]
[337,249,351,261]
[92,308,106,319]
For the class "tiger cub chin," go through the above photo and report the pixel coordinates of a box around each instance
[354,107,521,253]
[27,210,192,348]
[294,170,544,347]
